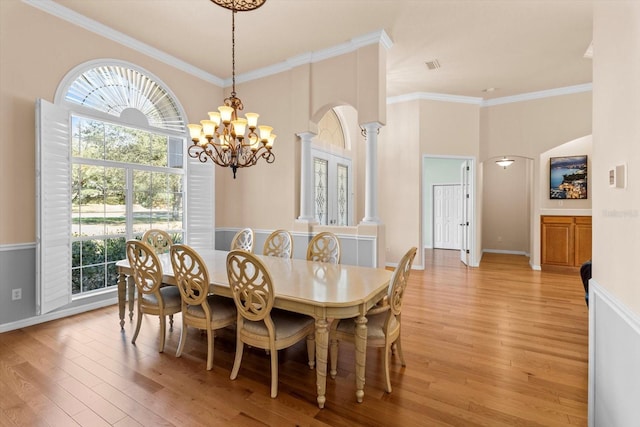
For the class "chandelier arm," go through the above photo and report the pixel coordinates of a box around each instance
[188,144,211,164]
[207,142,232,167]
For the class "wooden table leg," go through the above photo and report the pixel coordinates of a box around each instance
[354,314,368,403]
[117,272,126,329]
[315,317,329,408]
[127,275,135,321]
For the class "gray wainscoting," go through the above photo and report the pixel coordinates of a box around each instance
[0,244,37,325]
[0,243,118,332]
[215,228,377,267]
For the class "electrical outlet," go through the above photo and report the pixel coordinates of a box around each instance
[11,288,22,301]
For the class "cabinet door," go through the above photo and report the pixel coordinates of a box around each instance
[574,217,592,266]
[541,217,574,266]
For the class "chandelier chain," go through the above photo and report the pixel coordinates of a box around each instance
[231,8,236,97]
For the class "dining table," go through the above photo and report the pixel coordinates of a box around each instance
[115,249,393,408]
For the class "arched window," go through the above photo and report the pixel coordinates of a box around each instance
[62,64,185,133]
[37,61,213,314]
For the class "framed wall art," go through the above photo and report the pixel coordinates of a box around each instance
[550,155,588,199]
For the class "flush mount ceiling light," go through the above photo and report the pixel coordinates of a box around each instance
[496,157,515,169]
[187,0,275,179]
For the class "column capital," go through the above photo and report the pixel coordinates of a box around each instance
[359,122,383,138]
[297,131,316,141]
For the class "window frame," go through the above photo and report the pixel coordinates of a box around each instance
[37,60,214,314]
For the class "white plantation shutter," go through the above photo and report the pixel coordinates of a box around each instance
[36,98,72,314]
[186,156,214,251]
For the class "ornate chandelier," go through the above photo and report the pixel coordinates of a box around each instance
[187,0,275,179]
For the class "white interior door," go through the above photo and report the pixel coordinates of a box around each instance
[460,161,471,265]
[433,184,462,249]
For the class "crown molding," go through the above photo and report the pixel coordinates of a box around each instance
[25,0,393,89]
[22,0,590,105]
[481,83,593,107]
[388,83,593,107]
[231,29,393,86]
[22,0,224,86]
[387,92,483,106]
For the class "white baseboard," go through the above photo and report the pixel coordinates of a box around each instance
[482,248,529,256]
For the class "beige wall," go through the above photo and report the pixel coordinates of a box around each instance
[480,92,592,162]
[482,158,530,253]
[379,101,421,262]
[0,0,221,244]
[593,2,640,314]
[481,93,592,265]
[214,46,384,231]
[419,100,481,157]
[380,99,481,265]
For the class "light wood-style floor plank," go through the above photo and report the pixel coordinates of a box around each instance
[0,251,588,426]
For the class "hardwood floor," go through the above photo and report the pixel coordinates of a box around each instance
[0,251,589,426]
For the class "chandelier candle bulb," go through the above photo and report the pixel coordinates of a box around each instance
[258,125,273,141]
[188,124,202,142]
[208,111,221,126]
[232,118,248,137]
[200,120,216,138]
[245,113,259,128]
[218,106,234,123]
[266,134,276,149]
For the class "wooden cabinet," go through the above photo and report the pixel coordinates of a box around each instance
[541,215,591,272]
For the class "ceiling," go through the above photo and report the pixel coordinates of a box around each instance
[49,0,594,100]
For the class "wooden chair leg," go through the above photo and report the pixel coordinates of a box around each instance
[131,306,143,344]
[206,328,214,371]
[383,341,392,393]
[306,334,315,369]
[176,323,187,358]
[270,344,278,398]
[230,339,244,380]
[158,315,166,353]
[396,337,406,367]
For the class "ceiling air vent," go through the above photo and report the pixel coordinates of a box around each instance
[425,59,441,70]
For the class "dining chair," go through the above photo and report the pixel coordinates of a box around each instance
[125,240,182,352]
[141,229,174,254]
[230,227,254,253]
[226,250,316,398]
[170,244,236,370]
[329,246,417,393]
[306,231,341,264]
[262,229,293,258]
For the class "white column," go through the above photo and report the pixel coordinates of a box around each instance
[361,122,382,224]
[297,132,316,222]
